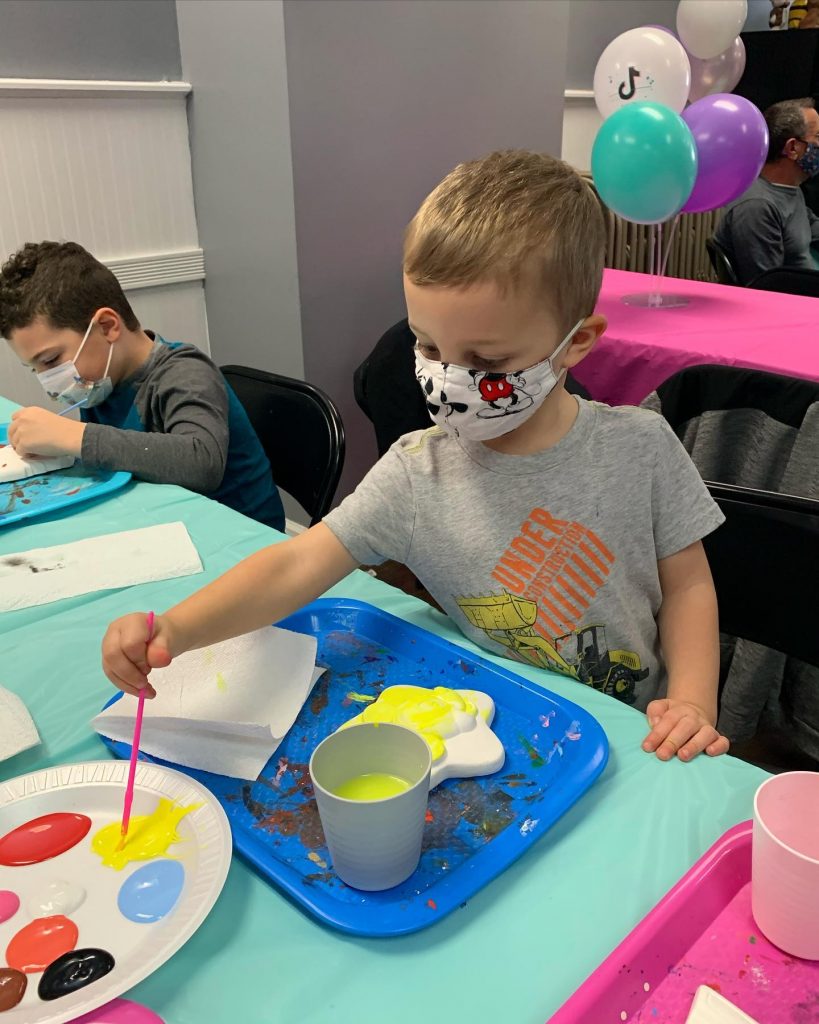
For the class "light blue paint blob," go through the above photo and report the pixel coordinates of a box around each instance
[117,859,185,924]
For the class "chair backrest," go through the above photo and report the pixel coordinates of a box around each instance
[704,482,819,669]
[748,266,819,297]
[705,237,739,287]
[221,365,345,526]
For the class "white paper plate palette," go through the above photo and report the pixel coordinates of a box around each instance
[0,761,231,1023]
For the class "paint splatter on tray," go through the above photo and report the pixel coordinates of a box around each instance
[101,599,607,936]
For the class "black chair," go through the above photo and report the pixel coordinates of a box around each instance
[748,266,819,298]
[705,237,739,287]
[221,365,345,526]
[704,482,819,670]
[355,318,592,457]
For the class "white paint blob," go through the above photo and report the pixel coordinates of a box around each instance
[27,878,86,917]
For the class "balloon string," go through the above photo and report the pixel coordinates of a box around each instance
[659,215,680,280]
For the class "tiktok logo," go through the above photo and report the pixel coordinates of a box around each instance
[617,66,640,100]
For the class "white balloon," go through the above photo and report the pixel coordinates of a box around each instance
[593,27,691,120]
[677,0,748,60]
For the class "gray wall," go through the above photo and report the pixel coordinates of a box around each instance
[284,0,570,500]
[566,0,679,89]
[176,0,304,381]
[0,0,180,80]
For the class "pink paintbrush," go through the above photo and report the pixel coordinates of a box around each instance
[116,610,155,851]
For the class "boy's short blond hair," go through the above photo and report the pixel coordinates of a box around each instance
[403,150,606,332]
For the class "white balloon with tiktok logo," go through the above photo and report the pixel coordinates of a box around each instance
[593,26,691,120]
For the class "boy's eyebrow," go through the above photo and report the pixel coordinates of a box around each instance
[28,346,59,363]
[409,323,508,350]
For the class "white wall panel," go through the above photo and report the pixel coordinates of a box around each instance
[0,81,208,407]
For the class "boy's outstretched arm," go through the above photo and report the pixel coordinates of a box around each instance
[643,540,731,762]
[102,524,357,696]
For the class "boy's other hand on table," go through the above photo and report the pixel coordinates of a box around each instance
[642,698,730,762]
[8,406,85,458]
[102,613,175,699]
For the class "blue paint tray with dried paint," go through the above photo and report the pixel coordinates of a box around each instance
[0,423,131,527]
[100,598,608,937]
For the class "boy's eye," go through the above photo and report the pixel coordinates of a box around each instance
[417,342,441,361]
[41,356,59,368]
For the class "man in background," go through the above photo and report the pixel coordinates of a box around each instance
[715,98,819,285]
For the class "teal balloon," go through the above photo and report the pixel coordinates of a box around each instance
[591,101,698,225]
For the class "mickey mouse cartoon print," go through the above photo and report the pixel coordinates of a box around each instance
[469,369,538,419]
[413,317,582,442]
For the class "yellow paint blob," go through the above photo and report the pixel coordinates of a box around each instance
[340,685,479,761]
[92,798,201,870]
[333,773,411,801]
[216,672,227,693]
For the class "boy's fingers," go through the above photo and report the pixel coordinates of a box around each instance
[678,725,720,762]
[655,715,698,761]
[706,734,730,757]
[146,641,172,670]
[642,707,684,752]
[645,698,669,729]
[104,666,144,698]
[102,640,151,693]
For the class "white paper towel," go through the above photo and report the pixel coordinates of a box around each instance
[0,445,74,483]
[0,522,203,612]
[0,686,40,761]
[92,625,323,780]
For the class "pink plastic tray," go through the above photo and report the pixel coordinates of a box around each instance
[549,821,819,1023]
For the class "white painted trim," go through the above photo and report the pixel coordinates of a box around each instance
[0,78,191,98]
[564,89,595,101]
[105,249,206,291]
[285,518,308,536]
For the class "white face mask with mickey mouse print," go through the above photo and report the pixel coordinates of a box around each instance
[414,319,583,441]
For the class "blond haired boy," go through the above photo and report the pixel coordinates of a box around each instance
[103,152,729,763]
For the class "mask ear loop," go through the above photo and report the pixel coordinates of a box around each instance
[550,318,585,383]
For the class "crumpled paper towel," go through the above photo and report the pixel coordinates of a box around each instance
[0,445,74,484]
[92,625,323,780]
[0,686,41,761]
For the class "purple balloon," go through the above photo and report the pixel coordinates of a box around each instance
[681,94,768,214]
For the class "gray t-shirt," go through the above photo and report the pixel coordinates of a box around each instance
[324,399,725,711]
[714,176,819,285]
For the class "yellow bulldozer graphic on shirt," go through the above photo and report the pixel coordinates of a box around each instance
[456,592,647,705]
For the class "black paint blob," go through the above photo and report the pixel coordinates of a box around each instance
[37,948,115,1001]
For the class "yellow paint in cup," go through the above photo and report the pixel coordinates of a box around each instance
[333,773,410,801]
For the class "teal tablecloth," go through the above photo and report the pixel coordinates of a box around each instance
[0,395,767,1023]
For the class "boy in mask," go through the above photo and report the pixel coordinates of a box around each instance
[101,152,729,764]
[0,241,284,530]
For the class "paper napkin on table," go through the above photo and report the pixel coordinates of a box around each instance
[0,445,74,483]
[92,625,323,780]
[0,686,40,761]
[685,986,760,1024]
[0,522,203,612]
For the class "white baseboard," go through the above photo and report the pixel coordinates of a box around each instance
[285,518,308,536]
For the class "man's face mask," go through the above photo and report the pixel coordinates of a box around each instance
[36,318,114,408]
[796,139,819,179]
[414,319,583,441]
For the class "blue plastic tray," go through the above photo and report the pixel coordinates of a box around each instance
[100,598,609,937]
[0,423,131,526]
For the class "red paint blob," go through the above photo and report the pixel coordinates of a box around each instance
[0,812,91,866]
[6,915,79,973]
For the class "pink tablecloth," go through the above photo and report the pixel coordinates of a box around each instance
[571,269,819,406]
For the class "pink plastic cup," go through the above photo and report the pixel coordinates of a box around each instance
[752,771,819,960]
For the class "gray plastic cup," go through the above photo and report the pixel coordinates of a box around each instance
[309,722,432,891]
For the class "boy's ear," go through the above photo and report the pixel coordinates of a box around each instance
[562,314,606,370]
[95,307,123,343]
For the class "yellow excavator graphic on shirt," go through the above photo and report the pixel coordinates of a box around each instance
[456,592,647,705]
